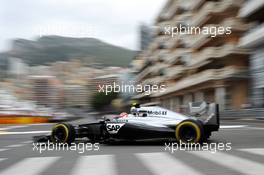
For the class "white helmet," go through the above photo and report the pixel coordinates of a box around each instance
[130,106,138,116]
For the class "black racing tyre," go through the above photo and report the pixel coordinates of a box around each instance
[51,123,75,144]
[175,120,204,143]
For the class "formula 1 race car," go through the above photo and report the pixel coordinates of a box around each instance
[34,102,219,144]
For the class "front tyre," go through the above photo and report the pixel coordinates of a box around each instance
[51,123,75,144]
[175,120,204,143]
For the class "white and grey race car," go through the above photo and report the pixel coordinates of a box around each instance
[34,102,219,144]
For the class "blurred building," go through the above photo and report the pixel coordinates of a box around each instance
[88,74,120,94]
[64,85,88,108]
[132,0,252,111]
[29,76,63,108]
[0,53,9,79]
[8,57,29,77]
[0,56,29,79]
[140,24,154,51]
[87,73,121,110]
[239,0,264,107]
[29,65,51,76]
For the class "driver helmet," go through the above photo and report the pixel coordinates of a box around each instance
[130,106,138,116]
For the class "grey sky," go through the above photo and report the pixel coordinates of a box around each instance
[0,0,166,51]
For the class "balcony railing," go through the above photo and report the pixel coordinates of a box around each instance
[132,92,149,100]
[135,66,152,83]
[191,1,215,26]
[186,31,211,49]
[131,59,146,72]
[239,23,264,48]
[159,0,179,21]
[165,66,185,80]
[152,66,248,97]
[191,0,242,26]
[158,49,170,62]
[178,0,204,11]
[165,49,189,64]
[141,76,165,86]
[187,17,249,49]
[189,44,248,68]
[221,18,251,31]
[136,63,169,82]
[239,0,264,18]
[156,21,174,36]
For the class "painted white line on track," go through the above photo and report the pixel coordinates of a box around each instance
[0,157,59,175]
[245,126,264,130]
[190,151,264,175]
[0,149,9,152]
[220,125,247,129]
[25,123,53,126]
[0,131,50,135]
[0,158,6,162]
[0,125,29,131]
[0,123,52,131]
[21,140,32,144]
[5,144,25,148]
[239,148,264,156]
[71,155,117,175]
[135,152,202,175]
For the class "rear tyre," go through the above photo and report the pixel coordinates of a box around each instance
[51,123,75,144]
[175,120,204,143]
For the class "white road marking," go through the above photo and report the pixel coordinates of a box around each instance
[245,126,264,130]
[71,155,116,175]
[25,123,52,126]
[220,125,247,129]
[190,151,264,175]
[0,124,51,131]
[5,144,25,148]
[21,140,32,144]
[0,158,6,162]
[135,152,202,175]
[0,125,29,131]
[239,148,264,156]
[0,131,50,135]
[0,157,59,175]
[0,148,9,152]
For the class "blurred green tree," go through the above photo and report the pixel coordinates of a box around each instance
[91,92,118,110]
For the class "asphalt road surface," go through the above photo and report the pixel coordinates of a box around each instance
[0,119,264,175]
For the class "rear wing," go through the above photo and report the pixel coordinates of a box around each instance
[188,102,220,130]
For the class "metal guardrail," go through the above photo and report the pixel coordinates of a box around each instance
[220,108,264,118]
